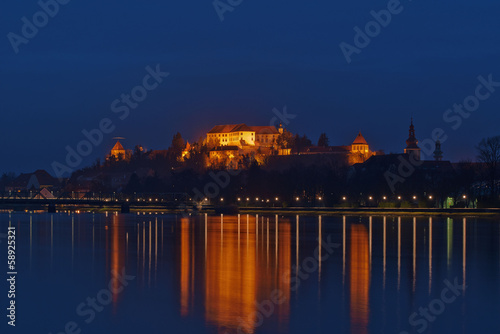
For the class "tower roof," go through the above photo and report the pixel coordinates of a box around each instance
[352,132,368,145]
[112,141,125,151]
[405,118,419,149]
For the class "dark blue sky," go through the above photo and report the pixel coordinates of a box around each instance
[1,0,500,175]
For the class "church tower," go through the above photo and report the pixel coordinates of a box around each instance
[433,140,443,161]
[404,118,421,160]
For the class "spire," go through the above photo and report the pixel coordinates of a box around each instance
[433,140,443,161]
[406,119,418,149]
[404,118,421,160]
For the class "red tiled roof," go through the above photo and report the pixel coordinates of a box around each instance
[250,126,279,134]
[208,123,259,134]
[232,124,254,132]
[352,132,368,145]
[112,141,125,151]
[207,124,239,133]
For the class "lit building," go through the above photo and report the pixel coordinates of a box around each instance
[302,131,376,164]
[109,140,132,160]
[349,132,375,164]
[206,123,282,169]
[206,123,280,149]
[351,132,369,154]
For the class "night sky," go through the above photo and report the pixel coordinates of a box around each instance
[1,0,500,176]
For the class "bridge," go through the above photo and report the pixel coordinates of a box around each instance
[0,191,202,213]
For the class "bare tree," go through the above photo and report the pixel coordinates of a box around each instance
[477,136,500,198]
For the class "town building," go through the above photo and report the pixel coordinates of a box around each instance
[5,170,60,198]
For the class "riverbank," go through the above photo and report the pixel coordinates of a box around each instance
[3,204,500,216]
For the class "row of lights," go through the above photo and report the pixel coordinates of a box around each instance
[217,194,469,203]
[342,195,467,201]
[222,196,325,202]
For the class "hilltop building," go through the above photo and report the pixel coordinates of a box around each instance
[108,140,132,160]
[206,123,281,149]
[206,123,284,168]
[302,131,377,165]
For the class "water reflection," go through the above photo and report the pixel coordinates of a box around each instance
[5,212,500,334]
[349,224,370,334]
[110,215,124,309]
[195,215,292,333]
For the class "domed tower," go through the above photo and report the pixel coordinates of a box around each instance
[433,140,443,161]
[349,132,371,164]
[404,118,421,160]
[351,132,369,154]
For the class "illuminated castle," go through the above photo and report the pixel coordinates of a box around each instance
[206,123,282,149]
[206,123,284,169]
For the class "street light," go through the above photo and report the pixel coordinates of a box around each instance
[318,197,322,201]
[342,196,346,201]
[368,196,373,200]
[397,196,401,200]
[413,196,417,200]
[296,197,300,201]
[429,195,433,200]
[382,196,386,200]
[463,195,467,199]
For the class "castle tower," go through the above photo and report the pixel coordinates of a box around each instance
[278,122,284,134]
[349,132,371,164]
[433,140,443,161]
[351,132,369,154]
[110,140,126,159]
[404,118,421,160]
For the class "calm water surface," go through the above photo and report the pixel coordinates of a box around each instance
[1,212,499,333]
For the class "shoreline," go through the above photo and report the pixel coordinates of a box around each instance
[2,205,500,217]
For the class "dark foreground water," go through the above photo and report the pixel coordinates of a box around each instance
[0,212,499,334]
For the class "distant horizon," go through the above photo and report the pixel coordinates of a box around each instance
[1,116,486,178]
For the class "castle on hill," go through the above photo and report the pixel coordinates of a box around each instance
[106,119,442,170]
